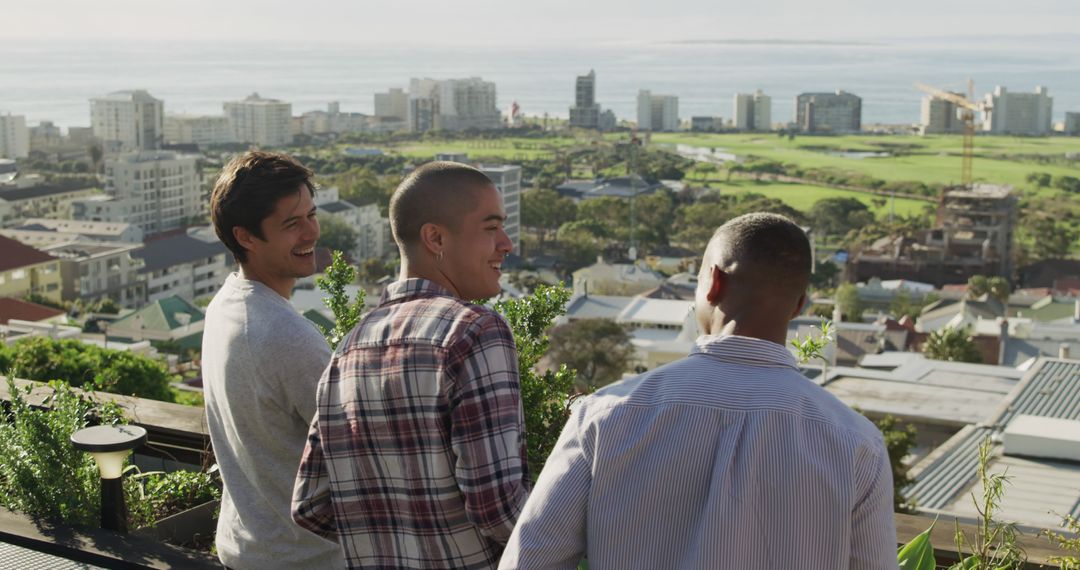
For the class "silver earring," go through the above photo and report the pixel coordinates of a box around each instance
[437,251,444,262]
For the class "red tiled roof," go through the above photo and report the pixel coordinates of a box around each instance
[0,297,65,324]
[0,235,56,273]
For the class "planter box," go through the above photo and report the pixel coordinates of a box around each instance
[135,499,219,548]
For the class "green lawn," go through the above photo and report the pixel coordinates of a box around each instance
[651,133,1080,191]
[714,180,931,217]
[363,136,591,160]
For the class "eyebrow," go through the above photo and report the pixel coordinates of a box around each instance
[283,205,318,226]
[482,214,507,223]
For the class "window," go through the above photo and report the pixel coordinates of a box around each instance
[11,269,26,280]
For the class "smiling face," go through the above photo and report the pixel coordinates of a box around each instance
[235,186,320,297]
[439,184,513,300]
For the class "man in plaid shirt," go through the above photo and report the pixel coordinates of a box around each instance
[292,162,529,569]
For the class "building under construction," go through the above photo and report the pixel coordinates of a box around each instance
[849,184,1017,286]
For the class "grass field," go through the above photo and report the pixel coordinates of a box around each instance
[714,180,931,216]
[650,133,1080,191]
[359,137,577,160]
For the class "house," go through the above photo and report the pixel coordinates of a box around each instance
[41,240,145,308]
[903,358,1080,532]
[106,295,206,351]
[132,229,229,303]
[0,297,65,325]
[0,235,62,304]
[563,293,698,372]
[5,218,144,244]
[555,176,663,201]
[572,258,665,297]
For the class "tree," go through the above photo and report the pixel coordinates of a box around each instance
[358,257,395,283]
[521,188,577,245]
[1026,171,1052,188]
[5,337,174,401]
[923,326,982,363]
[1022,216,1079,261]
[317,215,359,256]
[967,275,1010,304]
[548,319,635,390]
[835,283,864,322]
[872,414,917,513]
[808,197,875,237]
[1053,175,1080,194]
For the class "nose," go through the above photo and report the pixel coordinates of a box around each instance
[497,226,513,254]
[305,214,321,243]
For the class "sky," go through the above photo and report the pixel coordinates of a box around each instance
[5,0,1079,47]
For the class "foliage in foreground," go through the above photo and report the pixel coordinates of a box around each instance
[897,438,1025,570]
[493,284,582,478]
[0,336,175,402]
[315,250,366,350]
[1042,514,1080,569]
[0,377,220,530]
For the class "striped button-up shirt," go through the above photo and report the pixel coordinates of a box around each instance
[293,278,529,569]
[500,334,898,570]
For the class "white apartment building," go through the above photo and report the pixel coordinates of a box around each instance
[636,90,679,132]
[1066,112,1080,136]
[0,113,30,159]
[479,165,521,254]
[132,228,230,302]
[374,88,409,121]
[42,240,145,308]
[72,151,201,237]
[982,86,1053,136]
[90,90,164,152]
[733,91,772,131]
[921,95,965,134]
[224,93,293,146]
[164,114,234,146]
[406,78,501,132]
[356,203,392,261]
[795,91,862,133]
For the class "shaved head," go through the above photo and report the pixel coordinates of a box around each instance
[696,213,812,339]
[390,161,495,250]
[701,212,812,299]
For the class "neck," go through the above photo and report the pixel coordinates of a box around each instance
[399,256,461,298]
[239,265,294,299]
[707,310,789,346]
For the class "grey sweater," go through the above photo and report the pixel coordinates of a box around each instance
[202,273,345,569]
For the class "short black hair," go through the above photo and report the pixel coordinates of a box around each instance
[210,151,315,264]
[389,161,494,249]
[713,213,812,296]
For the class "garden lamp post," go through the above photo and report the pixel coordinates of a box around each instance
[71,424,147,533]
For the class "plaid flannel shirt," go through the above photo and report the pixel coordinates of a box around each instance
[292,278,529,569]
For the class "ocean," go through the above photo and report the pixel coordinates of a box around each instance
[2,36,1079,131]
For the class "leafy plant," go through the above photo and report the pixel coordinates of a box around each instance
[0,376,125,526]
[315,250,366,349]
[1042,514,1080,569]
[493,284,583,478]
[898,520,936,570]
[790,318,834,366]
[126,467,222,530]
[923,326,983,364]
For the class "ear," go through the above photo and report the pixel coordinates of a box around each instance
[418,222,446,257]
[232,226,257,253]
[705,265,727,306]
[791,291,808,320]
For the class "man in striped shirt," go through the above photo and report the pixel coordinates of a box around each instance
[293,162,529,569]
[501,213,898,570]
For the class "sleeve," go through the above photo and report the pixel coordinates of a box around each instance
[448,311,530,544]
[285,322,333,424]
[291,360,339,540]
[498,402,592,570]
[849,441,900,570]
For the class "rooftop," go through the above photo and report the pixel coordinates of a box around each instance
[0,235,56,273]
[132,235,227,274]
[0,297,65,325]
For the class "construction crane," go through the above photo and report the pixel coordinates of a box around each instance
[915,80,990,190]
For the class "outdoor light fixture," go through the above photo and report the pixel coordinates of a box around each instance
[71,424,147,533]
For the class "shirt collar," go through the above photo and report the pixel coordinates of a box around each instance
[690,334,800,371]
[379,278,458,306]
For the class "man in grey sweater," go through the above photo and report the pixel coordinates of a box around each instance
[202,151,345,569]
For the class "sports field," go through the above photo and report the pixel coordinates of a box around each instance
[714,180,931,217]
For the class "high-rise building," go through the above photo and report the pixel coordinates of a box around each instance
[72,151,201,236]
[920,94,965,134]
[406,78,501,132]
[1065,112,1080,136]
[982,86,1053,136]
[374,88,408,121]
[637,90,679,132]
[224,93,293,146]
[479,165,522,254]
[164,114,235,146]
[733,90,772,131]
[0,113,29,159]
[795,91,862,133]
[569,70,602,129]
[90,90,164,152]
